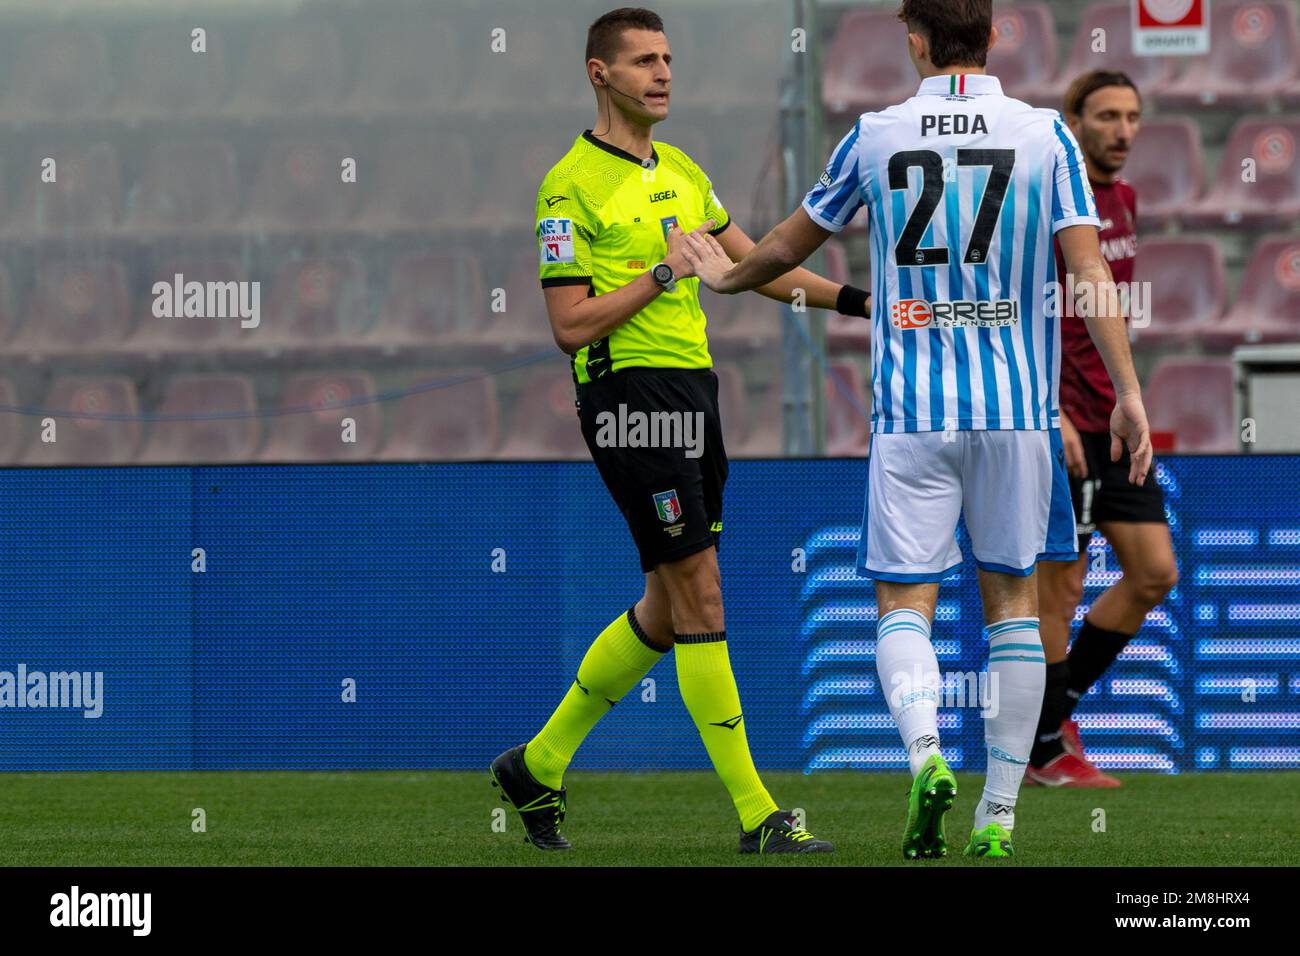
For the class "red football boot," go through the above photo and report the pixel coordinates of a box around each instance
[1023,752,1121,788]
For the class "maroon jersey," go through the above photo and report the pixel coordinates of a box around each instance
[1054,178,1137,434]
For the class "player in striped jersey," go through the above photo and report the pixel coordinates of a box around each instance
[681,0,1153,860]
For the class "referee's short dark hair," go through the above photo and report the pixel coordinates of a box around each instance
[896,0,992,69]
[1063,70,1142,119]
[586,7,664,64]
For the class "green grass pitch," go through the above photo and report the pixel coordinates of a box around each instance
[0,770,1290,866]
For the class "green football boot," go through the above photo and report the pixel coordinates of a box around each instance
[964,822,1015,859]
[902,752,957,860]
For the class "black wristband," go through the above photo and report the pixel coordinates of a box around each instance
[836,284,871,318]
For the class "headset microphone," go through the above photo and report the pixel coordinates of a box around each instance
[596,71,646,107]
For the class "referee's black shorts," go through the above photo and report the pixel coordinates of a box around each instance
[577,367,727,573]
[1072,429,1168,553]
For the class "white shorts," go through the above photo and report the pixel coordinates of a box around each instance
[856,429,1077,582]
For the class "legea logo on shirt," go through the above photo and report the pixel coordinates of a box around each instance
[538,217,576,264]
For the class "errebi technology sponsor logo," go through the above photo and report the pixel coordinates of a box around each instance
[50,886,151,936]
[0,664,103,718]
[890,298,1020,330]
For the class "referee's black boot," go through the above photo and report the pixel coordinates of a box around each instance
[489,744,571,850]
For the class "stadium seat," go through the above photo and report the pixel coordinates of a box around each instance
[22,377,142,465]
[14,258,132,351]
[735,371,783,457]
[229,21,344,116]
[1183,118,1300,229]
[1,28,112,119]
[1209,236,1300,348]
[347,17,462,114]
[713,362,751,451]
[11,142,120,234]
[689,16,781,109]
[823,240,872,354]
[460,20,586,111]
[259,256,370,347]
[711,124,784,234]
[126,256,249,351]
[494,249,560,347]
[1128,238,1225,350]
[118,24,228,117]
[986,4,1059,105]
[822,9,917,116]
[0,264,18,349]
[0,378,23,464]
[373,252,486,345]
[1121,118,1204,228]
[126,140,239,231]
[496,366,588,459]
[364,131,475,227]
[260,371,383,462]
[246,137,358,229]
[479,127,573,231]
[825,360,872,457]
[137,374,262,463]
[1159,2,1300,109]
[381,370,500,461]
[1144,359,1237,452]
[1041,3,1178,104]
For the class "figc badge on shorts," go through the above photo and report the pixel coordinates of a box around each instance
[653,489,682,523]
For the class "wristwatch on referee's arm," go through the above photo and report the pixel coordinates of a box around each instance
[651,261,677,294]
[836,284,871,319]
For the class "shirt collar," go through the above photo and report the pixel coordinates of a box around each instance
[917,73,1003,97]
[582,130,659,169]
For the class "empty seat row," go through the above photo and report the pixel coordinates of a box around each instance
[821,234,1300,354]
[825,2,1300,115]
[1,12,778,122]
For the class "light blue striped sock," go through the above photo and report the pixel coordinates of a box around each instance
[876,607,941,776]
[976,617,1046,831]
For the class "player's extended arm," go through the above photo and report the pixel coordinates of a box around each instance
[542,219,713,354]
[682,207,832,297]
[711,221,869,316]
[1057,223,1152,485]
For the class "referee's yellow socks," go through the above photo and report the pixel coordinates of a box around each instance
[524,607,666,790]
[675,633,778,832]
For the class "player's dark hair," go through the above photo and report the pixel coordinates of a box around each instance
[895,0,992,69]
[586,7,664,64]
[1063,70,1142,118]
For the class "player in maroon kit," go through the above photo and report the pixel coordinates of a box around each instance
[1027,71,1179,787]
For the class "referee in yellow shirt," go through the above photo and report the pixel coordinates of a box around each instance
[491,6,870,854]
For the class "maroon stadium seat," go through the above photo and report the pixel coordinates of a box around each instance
[138,374,261,463]
[1210,236,1300,348]
[736,372,782,457]
[127,140,239,230]
[119,24,228,118]
[1160,2,1300,109]
[494,249,558,347]
[986,4,1059,105]
[461,21,584,112]
[1127,238,1225,349]
[15,258,132,351]
[382,371,500,461]
[479,128,570,230]
[497,366,587,459]
[260,371,383,462]
[126,256,249,351]
[347,17,462,114]
[246,137,358,229]
[1042,3,1178,104]
[229,21,344,116]
[260,256,369,347]
[1144,359,1237,452]
[823,239,872,354]
[1183,118,1300,229]
[364,132,475,227]
[1121,118,1204,228]
[373,252,486,345]
[2,29,112,118]
[0,378,22,464]
[822,9,917,117]
[825,360,872,457]
[22,377,142,465]
[11,142,119,234]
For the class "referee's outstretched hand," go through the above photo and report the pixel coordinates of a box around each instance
[663,219,714,280]
[679,226,736,293]
[1110,392,1153,486]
